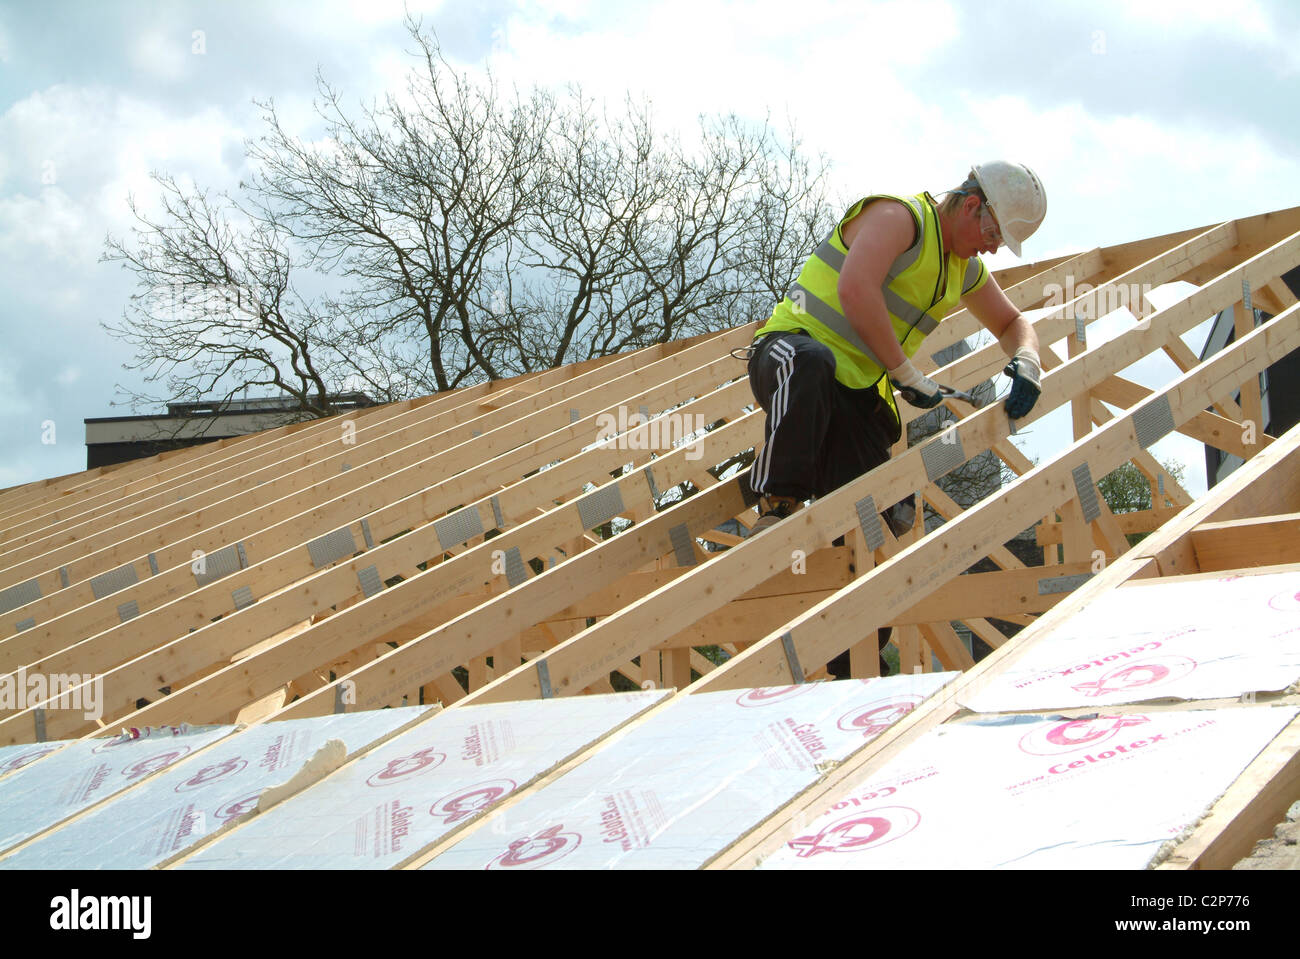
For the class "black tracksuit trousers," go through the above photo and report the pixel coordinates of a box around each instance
[746,330,904,677]
[747,331,899,501]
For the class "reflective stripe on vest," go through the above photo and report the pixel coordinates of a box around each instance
[810,239,941,335]
[781,195,946,371]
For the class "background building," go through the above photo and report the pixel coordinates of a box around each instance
[1201,266,1300,488]
[83,393,375,468]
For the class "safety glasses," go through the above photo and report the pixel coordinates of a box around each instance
[977,204,998,248]
[979,205,1004,249]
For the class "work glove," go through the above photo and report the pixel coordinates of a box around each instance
[1003,347,1042,419]
[888,358,945,410]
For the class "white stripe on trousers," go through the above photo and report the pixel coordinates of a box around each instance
[753,338,797,494]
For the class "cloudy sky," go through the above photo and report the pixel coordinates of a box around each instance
[2,0,1298,496]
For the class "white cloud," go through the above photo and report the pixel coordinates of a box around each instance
[0,188,96,265]
[130,29,192,82]
[0,358,30,419]
[487,0,959,135]
[1113,0,1274,40]
[1,84,250,245]
[475,1,1300,263]
[317,0,447,27]
[1100,0,1300,75]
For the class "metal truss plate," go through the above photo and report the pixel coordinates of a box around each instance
[577,485,625,532]
[117,600,140,622]
[854,495,885,551]
[780,632,806,684]
[147,553,160,576]
[195,543,247,587]
[231,586,255,610]
[1071,462,1101,524]
[1132,395,1175,449]
[490,496,505,530]
[59,567,70,589]
[669,524,696,567]
[434,508,485,551]
[1038,573,1093,596]
[503,547,527,588]
[15,618,35,633]
[357,565,383,599]
[360,519,375,549]
[643,466,661,499]
[0,578,41,615]
[920,432,965,482]
[536,659,553,699]
[90,564,139,601]
[307,527,358,569]
[569,409,581,424]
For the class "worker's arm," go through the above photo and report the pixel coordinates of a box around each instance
[961,275,1038,357]
[962,276,1042,418]
[837,199,914,371]
[838,200,945,408]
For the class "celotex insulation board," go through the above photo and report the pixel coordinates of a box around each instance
[0,705,432,869]
[176,689,671,869]
[960,570,1300,713]
[757,705,1298,869]
[0,723,235,856]
[424,672,956,870]
[0,740,67,781]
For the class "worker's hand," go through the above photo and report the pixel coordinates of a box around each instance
[1003,347,1041,419]
[888,358,945,410]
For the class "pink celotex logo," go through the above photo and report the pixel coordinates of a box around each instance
[430,780,517,824]
[837,697,923,737]
[1071,656,1197,698]
[736,685,814,708]
[122,749,190,780]
[1267,588,1300,612]
[366,748,446,787]
[1019,714,1151,756]
[787,806,921,858]
[0,745,58,775]
[216,795,261,821]
[487,824,582,870]
[174,757,248,792]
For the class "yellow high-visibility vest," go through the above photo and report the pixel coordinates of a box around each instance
[759,191,989,430]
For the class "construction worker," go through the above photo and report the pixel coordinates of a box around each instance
[745,161,1046,675]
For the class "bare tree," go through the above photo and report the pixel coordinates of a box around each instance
[102,174,351,426]
[488,95,836,370]
[103,17,833,422]
[241,24,556,392]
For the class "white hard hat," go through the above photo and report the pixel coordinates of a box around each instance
[971,161,1046,257]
